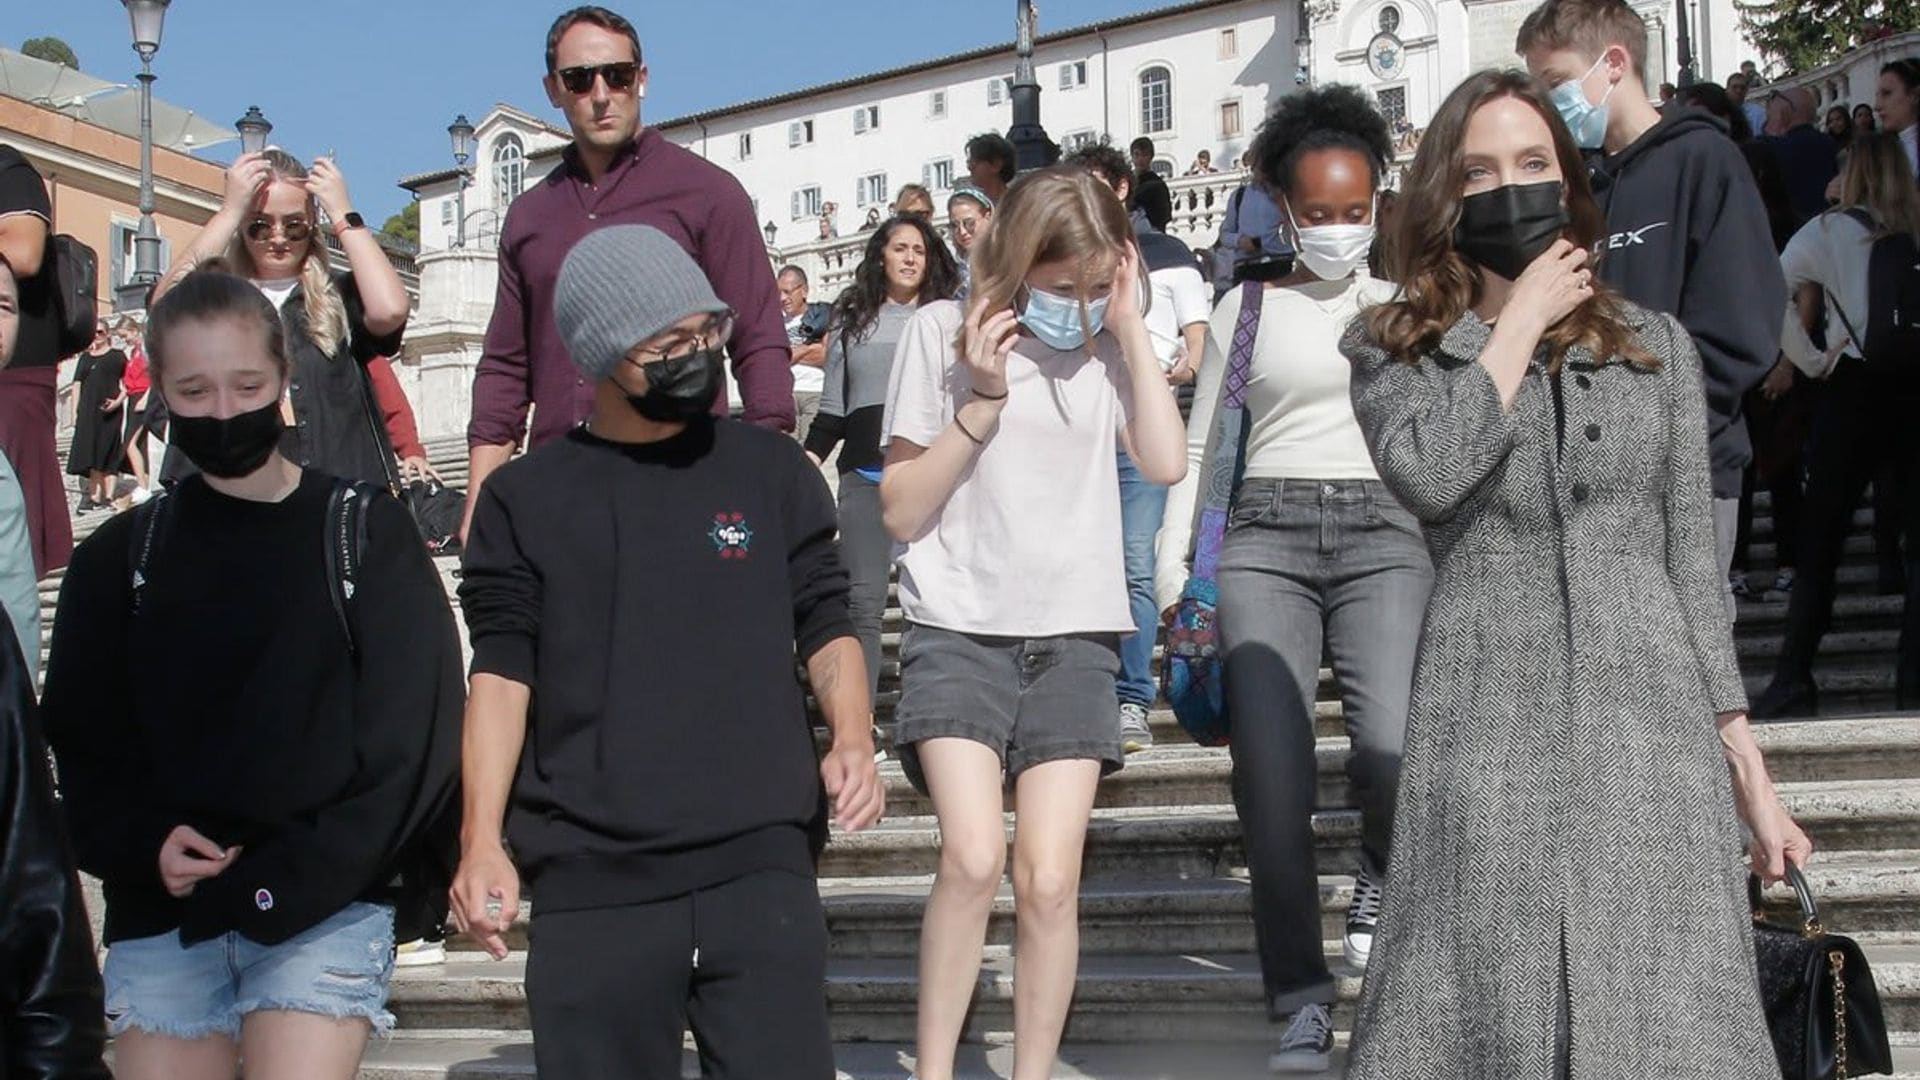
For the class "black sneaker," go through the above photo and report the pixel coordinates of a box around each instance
[1344,869,1382,970]
[1751,678,1818,721]
[1269,1003,1334,1073]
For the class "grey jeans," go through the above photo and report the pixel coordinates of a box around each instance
[836,473,890,696]
[1216,478,1434,1018]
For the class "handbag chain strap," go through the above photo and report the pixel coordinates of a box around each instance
[1830,948,1849,1078]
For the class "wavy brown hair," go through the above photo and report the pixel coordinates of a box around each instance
[1366,69,1651,372]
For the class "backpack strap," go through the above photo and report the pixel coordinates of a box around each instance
[1189,280,1265,583]
[127,490,174,615]
[325,480,380,656]
[1821,211,1872,360]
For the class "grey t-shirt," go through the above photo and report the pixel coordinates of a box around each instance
[820,300,918,419]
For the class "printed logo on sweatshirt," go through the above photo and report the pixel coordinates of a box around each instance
[254,888,275,912]
[709,512,754,560]
[1600,221,1670,250]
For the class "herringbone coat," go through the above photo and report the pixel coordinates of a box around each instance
[1339,306,1778,1079]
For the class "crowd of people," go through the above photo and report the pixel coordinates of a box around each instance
[0,1,1914,1078]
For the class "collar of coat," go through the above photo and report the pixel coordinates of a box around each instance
[1433,302,1656,372]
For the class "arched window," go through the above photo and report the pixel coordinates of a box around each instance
[1378,4,1402,34]
[1139,66,1173,134]
[492,134,526,208]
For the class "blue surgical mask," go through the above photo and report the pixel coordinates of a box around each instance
[1550,55,1616,149]
[1018,286,1108,350]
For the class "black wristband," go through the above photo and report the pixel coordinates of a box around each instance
[954,413,986,446]
[971,387,1009,401]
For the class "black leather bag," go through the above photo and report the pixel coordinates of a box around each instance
[1751,865,1893,1079]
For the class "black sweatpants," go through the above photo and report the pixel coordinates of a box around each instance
[526,868,834,1079]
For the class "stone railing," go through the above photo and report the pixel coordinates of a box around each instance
[1760,30,1919,114]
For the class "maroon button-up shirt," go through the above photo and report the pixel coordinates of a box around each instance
[468,129,793,450]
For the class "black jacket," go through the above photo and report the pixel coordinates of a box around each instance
[1588,108,1787,498]
[0,625,110,1080]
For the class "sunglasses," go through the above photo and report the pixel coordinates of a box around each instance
[557,62,639,95]
[245,216,312,244]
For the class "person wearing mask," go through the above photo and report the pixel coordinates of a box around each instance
[965,132,1017,206]
[67,322,128,514]
[1128,137,1175,231]
[1752,135,1920,718]
[881,167,1186,1080]
[945,186,993,298]
[778,266,833,444]
[1340,69,1810,1080]
[1155,87,1431,1073]
[804,217,960,695]
[1856,102,1880,137]
[157,149,408,492]
[0,143,71,578]
[0,259,42,668]
[893,183,936,220]
[1521,0,1786,620]
[41,268,462,1080]
[1879,59,1919,177]
[1827,104,1857,146]
[1760,87,1840,218]
[461,5,795,542]
[1066,143,1212,753]
[451,225,881,1077]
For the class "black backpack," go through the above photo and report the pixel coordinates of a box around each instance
[49,235,99,360]
[1829,209,1920,368]
[129,479,377,654]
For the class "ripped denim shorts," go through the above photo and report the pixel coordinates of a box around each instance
[103,901,396,1040]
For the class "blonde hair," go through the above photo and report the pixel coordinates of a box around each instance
[1837,133,1920,242]
[966,166,1141,350]
[227,148,350,357]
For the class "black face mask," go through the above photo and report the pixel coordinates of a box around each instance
[623,348,724,423]
[167,399,284,479]
[1453,181,1571,281]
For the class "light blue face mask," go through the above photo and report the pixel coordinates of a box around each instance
[1019,286,1109,351]
[1550,55,1616,149]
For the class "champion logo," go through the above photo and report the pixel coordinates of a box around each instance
[709,512,754,560]
[254,888,275,912]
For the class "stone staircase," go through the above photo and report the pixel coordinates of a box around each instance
[32,439,1920,1078]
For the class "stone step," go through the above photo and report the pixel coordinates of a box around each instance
[385,944,1920,1042]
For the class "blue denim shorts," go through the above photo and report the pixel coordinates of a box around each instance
[103,901,396,1040]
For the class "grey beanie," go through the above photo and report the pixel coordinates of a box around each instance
[554,225,730,381]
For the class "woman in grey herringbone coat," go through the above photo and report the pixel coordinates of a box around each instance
[1338,71,1813,1079]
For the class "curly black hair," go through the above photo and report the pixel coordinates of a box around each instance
[828,216,961,346]
[1249,84,1394,196]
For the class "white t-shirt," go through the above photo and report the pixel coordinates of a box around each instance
[882,299,1136,637]
[1143,263,1213,372]
[1156,272,1394,612]
[1779,210,1874,376]
[787,311,826,395]
[256,277,299,312]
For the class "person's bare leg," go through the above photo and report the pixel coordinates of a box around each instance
[913,737,1008,1080]
[239,1011,372,1080]
[1009,758,1102,1080]
[111,1031,238,1080]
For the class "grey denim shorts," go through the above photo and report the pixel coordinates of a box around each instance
[893,623,1125,795]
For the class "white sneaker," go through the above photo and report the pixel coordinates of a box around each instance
[1343,868,1382,970]
[1269,1002,1334,1073]
[393,937,446,967]
[129,486,153,506]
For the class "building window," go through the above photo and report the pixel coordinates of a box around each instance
[1139,66,1173,134]
[1219,27,1239,58]
[1376,85,1408,125]
[1219,100,1244,139]
[929,90,947,118]
[1061,129,1098,152]
[1059,60,1088,90]
[988,77,1013,106]
[737,132,753,160]
[1378,5,1402,34]
[788,119,815,147]
[856,173,889,207]
[440,200,455,226]
[491,134,526,207]
[854,104,881,135]
[923,158,955,191]
[791,185,822,221]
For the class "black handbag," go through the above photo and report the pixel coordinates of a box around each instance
[1750,865,1893,1079]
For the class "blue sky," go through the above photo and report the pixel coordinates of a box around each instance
[20,0,1179,224]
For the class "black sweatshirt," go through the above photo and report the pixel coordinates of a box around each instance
[459,418,854,912]
[40,473,464,946]
[1587,108,1787,499]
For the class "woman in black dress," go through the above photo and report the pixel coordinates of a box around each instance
[66,321,126,512]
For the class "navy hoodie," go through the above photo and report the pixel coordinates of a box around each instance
[1588,108,1786,499]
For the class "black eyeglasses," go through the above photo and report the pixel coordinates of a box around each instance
[628,312,735,365]
[245,216,312,244]
[557,62,639,95]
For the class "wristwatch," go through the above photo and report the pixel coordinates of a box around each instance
[333,211,366,238]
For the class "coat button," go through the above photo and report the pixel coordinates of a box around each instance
[1576,374,1592,389]
[1572,482,1591,502]
[1585,423,1601,442]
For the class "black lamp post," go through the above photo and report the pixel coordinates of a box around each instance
[235,105,272,156]
[448,113,475,248]
[762,220,777,247]
[121,0,171,302]
[1006,0,1058,172]
[1675,0,1696,87]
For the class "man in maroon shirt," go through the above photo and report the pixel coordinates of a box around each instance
[461,6,793,538]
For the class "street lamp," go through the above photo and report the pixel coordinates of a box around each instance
[448,113,475,249]
[762,220,777,247]
[235,105,272,156]
[121,0,171,302]
[1295,5,1314,87]
[1006,0,1058,172]
[1675,0,1696,86]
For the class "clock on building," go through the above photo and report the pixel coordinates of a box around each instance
[1367,31,1405,80]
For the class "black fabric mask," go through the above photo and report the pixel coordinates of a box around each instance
[167,400,284,479]
[623,348,724,423]
[1453,181,1571,281]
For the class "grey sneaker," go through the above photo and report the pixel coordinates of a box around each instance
[1270,1002,1334,1073]
[1119,702,1153,753]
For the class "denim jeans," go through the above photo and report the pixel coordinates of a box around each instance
[1117,451,1170,708]
[1215,478,1433,1018]
[837,472,891,696]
